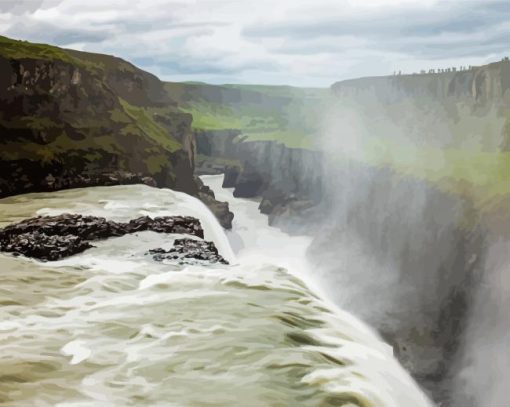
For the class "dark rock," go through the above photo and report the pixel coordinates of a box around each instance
[195,176,234,229]
[222,166,240,188]
[52,171,158,190]
[124,215,204,237]
[258,188,290,215]
[141,177,157,187]
[0,38,198,204]
[198,192,234,230]
[0,214,204,261]
[0,214,125,241]
[193,132,323,228]
[149,238,228,265]
[258,198,274,215]
[2,232,93,261]
[233,168,265,198]
[0,166,159,200]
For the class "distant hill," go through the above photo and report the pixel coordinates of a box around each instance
[330,58,510,216]
[164,81,331,149]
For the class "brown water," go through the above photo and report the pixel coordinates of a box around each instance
[0,179,432,406]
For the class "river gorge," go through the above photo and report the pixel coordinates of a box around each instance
[1,33,509,407]
[0,176,432,406]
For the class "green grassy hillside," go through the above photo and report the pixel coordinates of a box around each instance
[329,60,510,220]
[164,82,331,149]
[0,36,196,197]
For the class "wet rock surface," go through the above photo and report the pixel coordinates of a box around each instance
[232,167,266,198]
[149,238,229,265]
[0,167,158,200]
[4,232,93,261]
[196,176,234,229]
[222,166,240,188]
[0,214,204,261]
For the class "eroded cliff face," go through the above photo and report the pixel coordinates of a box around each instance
[191,60,510,403]
[0,36,233,228]
[194,130,324,231]
[321,61,510,405]
[332,60,510,104]
[0,53,192,195]
[307,160,487,404]
[331,59,510,152]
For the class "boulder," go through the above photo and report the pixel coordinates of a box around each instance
[3,232,92,261]
[0,214,204,261]
[149,238,228,265]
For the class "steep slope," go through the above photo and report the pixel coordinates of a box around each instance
[165,81,328,223]
[330,59,510,216]
[0,36,232,228]
[165,81,330,149]
[316,60,510,405]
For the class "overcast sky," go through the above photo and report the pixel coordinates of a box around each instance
[0,0,508,87]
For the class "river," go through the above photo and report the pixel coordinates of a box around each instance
[0,174,432,406]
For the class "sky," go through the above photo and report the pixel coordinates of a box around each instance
[0,0,509,87]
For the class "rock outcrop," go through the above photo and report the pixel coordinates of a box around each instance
[306,161,487,403]
[0,214,204,261]
[0,36,233,229]
[195,131,323,230]
[321,64,510,404]
[149,238,228,265]
[195,177,233,229]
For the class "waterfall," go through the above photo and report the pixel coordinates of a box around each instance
[0,181,432,406]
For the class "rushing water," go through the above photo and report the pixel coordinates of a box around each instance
[0,175,432,406]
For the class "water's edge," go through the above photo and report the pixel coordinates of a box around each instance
[0,177,432,406]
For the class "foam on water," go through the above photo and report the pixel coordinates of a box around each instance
[0,179,432,406]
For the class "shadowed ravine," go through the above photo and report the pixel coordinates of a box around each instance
[0,176,431,406]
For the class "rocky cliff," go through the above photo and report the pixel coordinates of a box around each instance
[308,160,487,405]
[0,36,232,228]
[331,59,510,152]
[191,60,510,404]
[194,130,324,231]
[332,60,510,104]
[321,60,510,405]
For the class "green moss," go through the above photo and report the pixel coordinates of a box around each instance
[0,141,56,162]
[357,137,510,214]
[196,154,242,169]
[0,36,103,75]
[0,115,63,131]
[119,98,181,152]
[0,36,74,62]
[145,154,169,173]
[23,116,60,131]
[110,108,132,124]
[66,48,138,74]
[164,81,331,149]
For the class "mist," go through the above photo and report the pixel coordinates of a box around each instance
[304,75,510,405]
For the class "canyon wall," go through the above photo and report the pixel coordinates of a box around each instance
[193,59,510,404]
[194,130,324,232]
[319,59,510,405]
[0,36,232,228]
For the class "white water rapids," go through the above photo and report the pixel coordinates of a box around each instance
[0,174,432,406]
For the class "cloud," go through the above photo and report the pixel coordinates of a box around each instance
[0,0,507,86]
[0,0,64,15]
[4,20,110,45]
[0,0,44,14]
[243,1,510,59]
